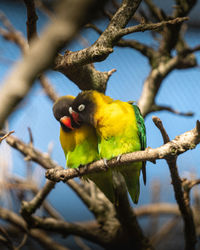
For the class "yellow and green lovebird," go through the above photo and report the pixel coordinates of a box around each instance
[69,90,146,204]
[53,95,115,203]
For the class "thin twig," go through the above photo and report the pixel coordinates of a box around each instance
[0,131,14,143]
[0,206,68,250]
[150,105,194,117]
[119,17,189,36]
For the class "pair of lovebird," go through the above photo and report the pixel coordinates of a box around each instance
[53,90,146,204]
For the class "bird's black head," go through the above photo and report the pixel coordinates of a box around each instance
[70,91,96,126]
[52,95,81,132]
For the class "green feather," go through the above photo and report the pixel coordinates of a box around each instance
[133,105,147,185]
[66,134,115,203]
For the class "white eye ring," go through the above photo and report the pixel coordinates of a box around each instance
[78,104,85,112]
[69,106,73,114]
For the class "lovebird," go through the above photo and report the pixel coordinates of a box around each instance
[53,95,116,202]
[69,90,146,204]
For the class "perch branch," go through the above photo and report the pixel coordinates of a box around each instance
[45,119,200,182]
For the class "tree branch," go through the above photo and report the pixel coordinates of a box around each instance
[119,17,188,36]
[21,180,56,218]
[23,0,38,42]
[32,216,106,247]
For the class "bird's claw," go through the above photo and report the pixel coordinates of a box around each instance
[78,164,88,171]
[116,154,121,163]
[103,158,109,170]
[75,168,81,174]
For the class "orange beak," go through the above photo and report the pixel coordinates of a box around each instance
[60,116,74,130]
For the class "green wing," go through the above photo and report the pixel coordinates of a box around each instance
[133,105,147,185]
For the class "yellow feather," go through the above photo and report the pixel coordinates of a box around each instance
[91,92,138,140]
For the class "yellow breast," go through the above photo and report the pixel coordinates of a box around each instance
[94,100,137,139]
[59,124,96,154]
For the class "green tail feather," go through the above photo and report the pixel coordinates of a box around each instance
[119,164,141,204]
[87,169,115,203]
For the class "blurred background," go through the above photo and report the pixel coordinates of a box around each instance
[0,0,200,249]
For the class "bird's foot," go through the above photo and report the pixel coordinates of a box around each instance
[78,164,89,172]
[75,168,81,174]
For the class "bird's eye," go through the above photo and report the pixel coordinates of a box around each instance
[78,104,85,112]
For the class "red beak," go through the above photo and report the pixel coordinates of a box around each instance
[60,116,74,130]
[69,107,80,124]
[71,111,79,124]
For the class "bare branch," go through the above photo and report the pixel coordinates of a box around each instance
[23,0,38,42]
[39,75,59,102]
[0,130,14,143]
[0,12,28,54]
[134,203,180,217]
[21,180,56,217]
[0,206,69,250]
